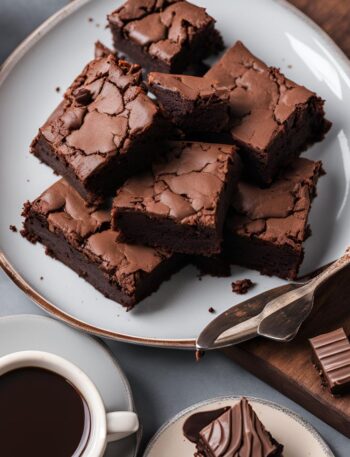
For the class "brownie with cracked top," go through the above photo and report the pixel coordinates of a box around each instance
[22,179,184,310]
[183,398,283,456]
[107,0,223,73]
[30,54,164,204]
[225,157,323,280]
[206,41,331,185]
[112,141,241,256]
[148,72,229,133]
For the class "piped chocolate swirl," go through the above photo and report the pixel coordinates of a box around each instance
[184,398,283,457]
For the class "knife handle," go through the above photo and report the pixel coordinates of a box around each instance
[309,247,350,292]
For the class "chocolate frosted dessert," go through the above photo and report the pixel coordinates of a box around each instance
[310,328,350,394]
[183,398,283,456]
[22,179,184,309]
[108,0,223,73]
[148,72,229,133]
[206,41,330,185]
[31,54,164,204]
[112,141,241,256]
[225,157,323,279]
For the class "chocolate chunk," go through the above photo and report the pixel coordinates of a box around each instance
[22,179,185,310]
[225,158,323,280]
[231,278,254,294]
[148,72,229,132]
[107,0,223,74]
[112,141,241,256]
[185,398,283,456]
[30,54,164,204]
[310,328,350,395]
[205,41,331,184]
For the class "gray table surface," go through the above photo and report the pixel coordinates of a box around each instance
[0,0,349,455]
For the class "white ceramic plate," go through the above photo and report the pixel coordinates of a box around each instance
[0,0,349,348]
[0,314,141,457]
[143,396,334,457]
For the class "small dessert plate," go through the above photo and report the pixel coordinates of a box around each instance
[0,314,141,457]
[143,396,334,457]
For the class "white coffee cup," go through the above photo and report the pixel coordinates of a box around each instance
[0,350,139,456]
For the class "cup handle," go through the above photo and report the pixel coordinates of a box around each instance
[106,411,139,442]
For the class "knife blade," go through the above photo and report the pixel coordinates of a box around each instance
[196,247,350,351]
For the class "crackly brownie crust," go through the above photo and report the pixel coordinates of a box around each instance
[22,179,184,309]
[112,141,241,256]
[31,54,164,204]
[148,72,229,133]
[107,0,223,74]
[225,157,323,280]
[206,41,331,185]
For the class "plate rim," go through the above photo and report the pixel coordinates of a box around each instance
[0,313,142,456]
[143,395,334,457]
[1,0,350,348]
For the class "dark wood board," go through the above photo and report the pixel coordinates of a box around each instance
[224,1,350,437]
[224,268,350,437]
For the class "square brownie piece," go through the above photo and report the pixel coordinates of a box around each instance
[148,72,229,133]
[107,0,223,73]
[112,141,241,255]
[31,54,164,204]
[206,41,331,185]
[183,398,283,456]
[22,179,184,310]
[225,157,323,280]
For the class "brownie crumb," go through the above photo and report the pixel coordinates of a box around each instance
[208,307,215,313]
[88,17,93,22]
[96,23,100,28]
[55,86,61,93]
[40,276,44,280]
[231,279,254,295]
[288,64,293,69]
[9,225,17,233]
[195,350,205,362]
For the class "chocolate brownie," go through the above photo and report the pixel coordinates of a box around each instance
[94,40,116,58]
[148,72,229,133]
[309,328,350,395]
[206,41,331,185]
[22,179,184,310]
[31,54,164,204]
[112,141,241,255]
[225,157,323,280]
[107,0,223,74]
[183,398,283,456]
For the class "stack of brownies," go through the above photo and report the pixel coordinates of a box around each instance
[22,0,331,310]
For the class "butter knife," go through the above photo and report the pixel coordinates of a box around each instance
[196,247,350,351]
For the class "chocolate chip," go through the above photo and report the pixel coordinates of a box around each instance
[73,88,93,105]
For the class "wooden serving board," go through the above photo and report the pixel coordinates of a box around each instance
[224,266,350,437]
[224,1,350,438]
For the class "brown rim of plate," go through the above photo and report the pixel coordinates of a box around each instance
[1,0,349,348]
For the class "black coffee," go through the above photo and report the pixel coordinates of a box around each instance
[0,367,90,457]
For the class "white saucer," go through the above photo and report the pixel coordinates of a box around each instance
[0,314,141,457]
[144,396,334,457]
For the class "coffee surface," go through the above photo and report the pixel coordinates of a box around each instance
[0,367,90,457]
